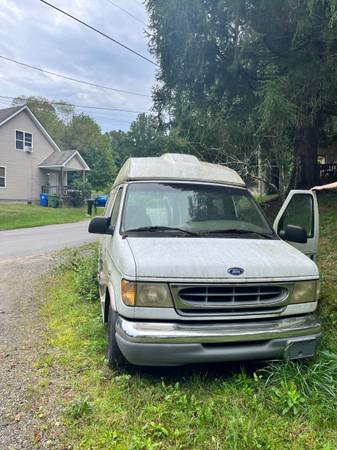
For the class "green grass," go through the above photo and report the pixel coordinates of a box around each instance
[0,203,88,230]
[38,193,337,449]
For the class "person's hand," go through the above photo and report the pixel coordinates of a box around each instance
[311,181,337,191]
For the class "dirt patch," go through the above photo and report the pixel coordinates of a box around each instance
[0,254,59,449]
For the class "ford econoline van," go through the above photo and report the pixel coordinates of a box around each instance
[89,153,321,368]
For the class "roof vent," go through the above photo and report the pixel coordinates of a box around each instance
[161,153,199,164]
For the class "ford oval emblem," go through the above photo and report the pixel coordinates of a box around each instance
[228,267,244,276]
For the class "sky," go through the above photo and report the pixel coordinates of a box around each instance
[0,0,156,132]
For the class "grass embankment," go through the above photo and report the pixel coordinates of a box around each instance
[0,203,88,230]
[38,193,337,449]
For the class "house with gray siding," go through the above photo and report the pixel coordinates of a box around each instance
[0,105,89,202]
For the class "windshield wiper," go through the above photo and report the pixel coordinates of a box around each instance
[122,226,200,238]
[200,229,275,239]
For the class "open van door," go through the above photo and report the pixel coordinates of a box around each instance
[273,190,319,260]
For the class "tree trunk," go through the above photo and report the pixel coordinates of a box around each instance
[293,125,320,189]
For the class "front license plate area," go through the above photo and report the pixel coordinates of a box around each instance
[285,338,318,360]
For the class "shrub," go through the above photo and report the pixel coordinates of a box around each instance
[64,396,93,420]
[48,194,62,208]
[74,248,99,302]
[56,246,99,302]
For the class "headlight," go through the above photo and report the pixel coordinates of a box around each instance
[121,280,173,307]
[288,280,320,304]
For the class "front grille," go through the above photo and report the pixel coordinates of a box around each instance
[171,284,288,316]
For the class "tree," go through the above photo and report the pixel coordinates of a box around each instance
[63,114,116,191]
[108,129,134,170]
[146,0,337,189]
[12,96,72,146]
[108,113,192,170]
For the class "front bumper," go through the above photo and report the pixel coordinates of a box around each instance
[115,315,322,366]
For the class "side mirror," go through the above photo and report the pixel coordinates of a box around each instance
[88,217,115,235]
[279,224,307,244]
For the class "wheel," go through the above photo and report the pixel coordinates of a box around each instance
[107,306,130,370]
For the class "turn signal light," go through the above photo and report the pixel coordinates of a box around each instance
[121,279,136,306]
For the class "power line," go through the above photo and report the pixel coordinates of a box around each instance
[0,99,134,124]
[0,55,151,98]
[0,97,140,124]
[0,95,147,114]
[103,0,147,27]
[39,0,157,66]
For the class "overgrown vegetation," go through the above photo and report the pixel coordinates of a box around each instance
[0,203,88,230]
[35,193,337,449]
[145,0,337,191]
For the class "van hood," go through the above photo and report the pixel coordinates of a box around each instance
[126,237,318,281]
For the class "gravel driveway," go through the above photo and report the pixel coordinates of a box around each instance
[0,255,55,449]
[0,222,98,449]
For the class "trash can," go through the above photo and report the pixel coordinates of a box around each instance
[40,193,48,207]
[94,195,108,207]
[48,194,62,208]
[87,198,95,215]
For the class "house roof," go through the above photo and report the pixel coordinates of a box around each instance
[0,106,23,124]
[39,150,90,171]
[113,153,245,187]
[0,104,62,152]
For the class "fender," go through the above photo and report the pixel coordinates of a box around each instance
[102,281,117,323]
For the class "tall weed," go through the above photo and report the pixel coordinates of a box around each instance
[55,245,99,302]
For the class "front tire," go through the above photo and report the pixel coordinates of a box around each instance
[107,306,130,370]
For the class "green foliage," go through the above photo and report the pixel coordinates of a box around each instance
[146,0,337,189]
[108,113,192,171]
[67,178,92,207]
[259,354,337,418]
[74,252,99,303]
[0,203,87,230]
[57,246,99,302]
[62,114,116,191]
[13,96,73,145]
[271,381,305,416]
[64,396,93,420]
[47,194,62,208]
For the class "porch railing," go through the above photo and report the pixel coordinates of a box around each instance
[320,163,337,182]
[41,185,82,197]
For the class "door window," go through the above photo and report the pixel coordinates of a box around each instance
[277,194,314,238]
[110,188,123,228]
[103,191,116,217]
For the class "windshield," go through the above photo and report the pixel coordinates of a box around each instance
[121,182,275,238]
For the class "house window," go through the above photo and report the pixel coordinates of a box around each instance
[0,167,6,188]
[16,130,33,150]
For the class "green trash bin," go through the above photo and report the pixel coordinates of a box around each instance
[48,194,62,208]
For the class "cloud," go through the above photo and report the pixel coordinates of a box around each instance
[0,0,156,131]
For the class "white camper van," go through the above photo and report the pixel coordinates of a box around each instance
[89,154,321,368]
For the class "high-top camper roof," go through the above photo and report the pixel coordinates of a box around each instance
[113,153,245,187]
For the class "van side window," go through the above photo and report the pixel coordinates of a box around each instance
[110,188,123,228]
[103,191,116,217]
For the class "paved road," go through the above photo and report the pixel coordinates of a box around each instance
[0,221,98,260]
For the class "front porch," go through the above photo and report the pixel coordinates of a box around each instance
[39,149,90,203]
[319,163,337,183]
